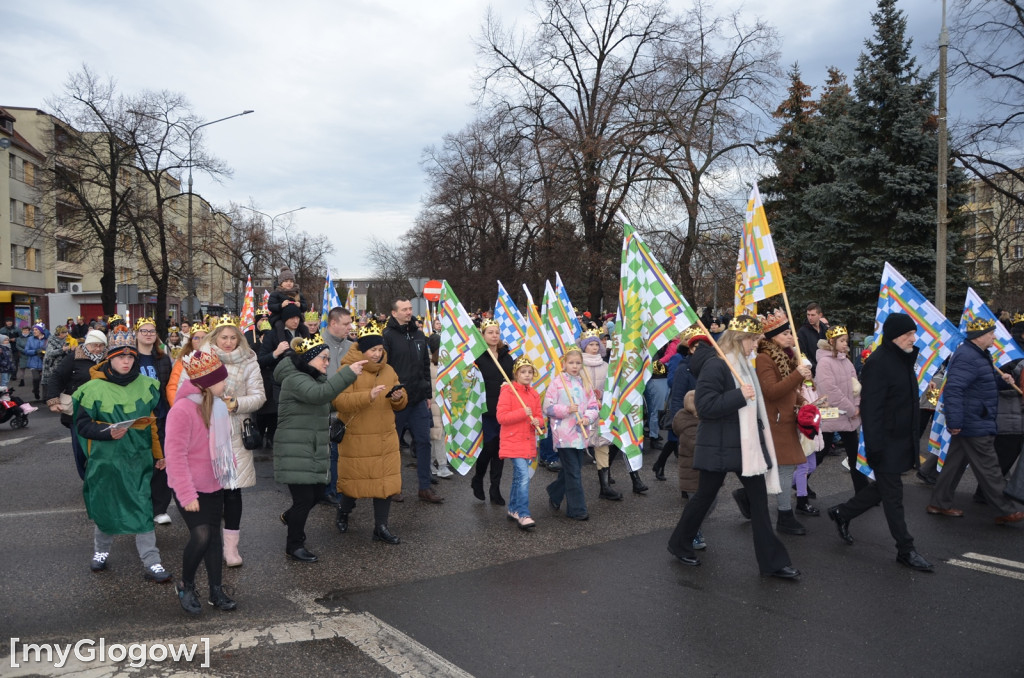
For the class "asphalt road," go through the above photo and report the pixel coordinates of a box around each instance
[1,409,1022,677]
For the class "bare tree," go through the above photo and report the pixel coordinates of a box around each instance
[275,227,335,310]
[950,0,1024,207]
[966,171,1024,308]
[366,236,413,311]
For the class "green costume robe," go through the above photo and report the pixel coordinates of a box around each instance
[74,374,161,534]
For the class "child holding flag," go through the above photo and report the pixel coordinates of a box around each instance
[497,357,544,529]
[545,346,600,520]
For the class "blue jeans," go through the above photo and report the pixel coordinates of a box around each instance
[645,378,669,438]
[325,442,339,499]
[508,458,532,517]
[538,428,558,465]
[394,400,433,491]
[547,448,587,518]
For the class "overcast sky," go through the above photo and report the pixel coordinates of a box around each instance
[2,0,950,279]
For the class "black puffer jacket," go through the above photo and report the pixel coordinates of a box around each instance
[690,341,750,473]
[860,338,920,474]
[382,316,432,405]
[46,345,105,427]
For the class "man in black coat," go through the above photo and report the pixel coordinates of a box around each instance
[797,302,829,376]
[382,297,443,504]
[828,313,933,571]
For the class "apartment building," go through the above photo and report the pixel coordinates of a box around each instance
[961,170,1024,310]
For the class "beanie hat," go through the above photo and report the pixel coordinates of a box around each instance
[85,330,108,346]
[279,268,295,283]
[183,351,228,389]
[579,335,600,353]
[281,304,303,322]
[882,313,917,343]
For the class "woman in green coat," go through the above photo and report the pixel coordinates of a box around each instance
[74,328,169,583]
[274,334,365,562]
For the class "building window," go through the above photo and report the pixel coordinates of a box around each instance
[25,248,36,271]
[56,239,75,263]
[1016,245,1024,260]
[23,162,34,187]
[25,204,35,228]
[7,154,14,179]
[10,245,20,269]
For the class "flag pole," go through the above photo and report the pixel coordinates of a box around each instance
[692,318,748,386]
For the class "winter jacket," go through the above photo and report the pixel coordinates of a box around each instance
[690,341,749,473]
[581,352,609,446]
[543,373,599,449]
[664,353,696,443]
[815,345,861,433]
[797,321,828,375]
[476,347,515,441]
[164,378,222,507]
[0,345,11,374]
[47,345,105,427]
[755,346,806,466]
[15,333,31,368]
[671,391,699,492]
[256,324,301,414]
[996,359,1024,435]
[41,334,69,392]
[211,343,266,489]
[860,339,920,474]
[322,328,353,377]
[944,339,1005,437]
[497,381,542,459]
[22,335,45,371]
[267,286,310,326]
[135,349,172,417]
[332,347,406,499]
[273,357,358,486]
[382,316,432,405]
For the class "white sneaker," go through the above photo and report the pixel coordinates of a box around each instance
[154,513,172,525]
[434,465,453,479]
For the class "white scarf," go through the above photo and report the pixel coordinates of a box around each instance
[186,394,237,488]
[730,350,781,494]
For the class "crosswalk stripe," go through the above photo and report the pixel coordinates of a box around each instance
[0,436,30,447]
[48,437,73,445]
[0,508,86,519]
[960,552,1024,571]
[947,558,1024,582]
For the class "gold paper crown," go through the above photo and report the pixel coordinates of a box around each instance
[1013,313,1024,325]
[728,316,763,334]
[512,356,535,373]
[303,311,320,322]
[358,321,383,339]
[680,325,709,345]
[293,333,325,355]
[133,317,156,331]
[190,322,210,334]
[581,328,602,340]
[167,325,180,334]
[562,343,582,355]
[214,316,240,330]
[480,318,500,330]
[826,325,848,341]
[967,317,996,333]
[107,314,123,326]
[183,350,224,381]
[257,319,271,331]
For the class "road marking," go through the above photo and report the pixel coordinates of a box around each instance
[6,592,474,677]
[962,552,1024,571]
[0,508,85,519]
[0,436,30,447]
[48,437,73,445]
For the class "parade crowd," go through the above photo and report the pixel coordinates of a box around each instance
[34,266,1024,614]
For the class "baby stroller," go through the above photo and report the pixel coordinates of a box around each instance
[0,386,34,429]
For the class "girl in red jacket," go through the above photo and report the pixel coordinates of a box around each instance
[497,357,545,530]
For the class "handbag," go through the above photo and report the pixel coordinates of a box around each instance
[59,393,74,416]
[329,415,346,444]
[240,417,262,451]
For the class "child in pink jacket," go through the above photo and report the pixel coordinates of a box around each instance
[164,351,236,616]
[497,357,545,529]
[544,347,600,520]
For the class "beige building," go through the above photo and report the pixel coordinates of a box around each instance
[0,106,235,326]
[961,170,1024,309]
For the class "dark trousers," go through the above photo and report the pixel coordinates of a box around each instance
[836,430,869,494]
[223,488,242,530]
[71,431,87,480]
[473,437,505,488]
[338,494,392,527]
[151,467,172,515]
[325,442,340,500]
[667,470,791,575]
[284,483,324,553]
[547,448,588,518]
[257,411,278,445]
[994,434,1023,475]
[836,471,914,554]
[931,435,1017,515]
[394,400,432,491]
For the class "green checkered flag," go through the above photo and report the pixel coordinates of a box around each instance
[599,225,698,470]
[434,280,489,475]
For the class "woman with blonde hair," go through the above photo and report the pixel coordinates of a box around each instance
[198,318,267,566]
[166,323,209,405]
[666,316,799,578]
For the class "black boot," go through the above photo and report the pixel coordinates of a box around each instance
[489,482,505,506]
[470,474,485,501]
[776,509,808,535]
[373,524,400,545]
[607,446,616,484]
[796,496,821,517]
[630,470,649,494]
[208,585,237,611]
[651,462,666,481]
[598,468,623,501]
[335,508,349,534]
[175,581,202,615]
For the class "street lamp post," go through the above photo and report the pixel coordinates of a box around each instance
[238,205,306,274]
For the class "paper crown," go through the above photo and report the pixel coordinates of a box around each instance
[581,328,602,340]
[255,308,270,317]
[679,325,709,346]
[182,350,228,388]
[107,329,137,356]
[512,356,535,373]
[107,314,123,326]
[762,311,790,337]
[967,318,997,334]
[293,333,326,355]
[214,316,240,330]
[167,325,180,334]
[562,343,582,355]
[303,311,320,322]
[257,319,272,331]
[358,321,383,339]
[728,316,763,334]
[480,318,499,330]
[190,322,210,334]
[134,317,156,331]
[826,325,848,341]
[1013,312,1024,326]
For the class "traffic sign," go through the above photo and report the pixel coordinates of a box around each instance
[422,279,442,302]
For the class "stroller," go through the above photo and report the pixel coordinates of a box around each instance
[0,386,34,429]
